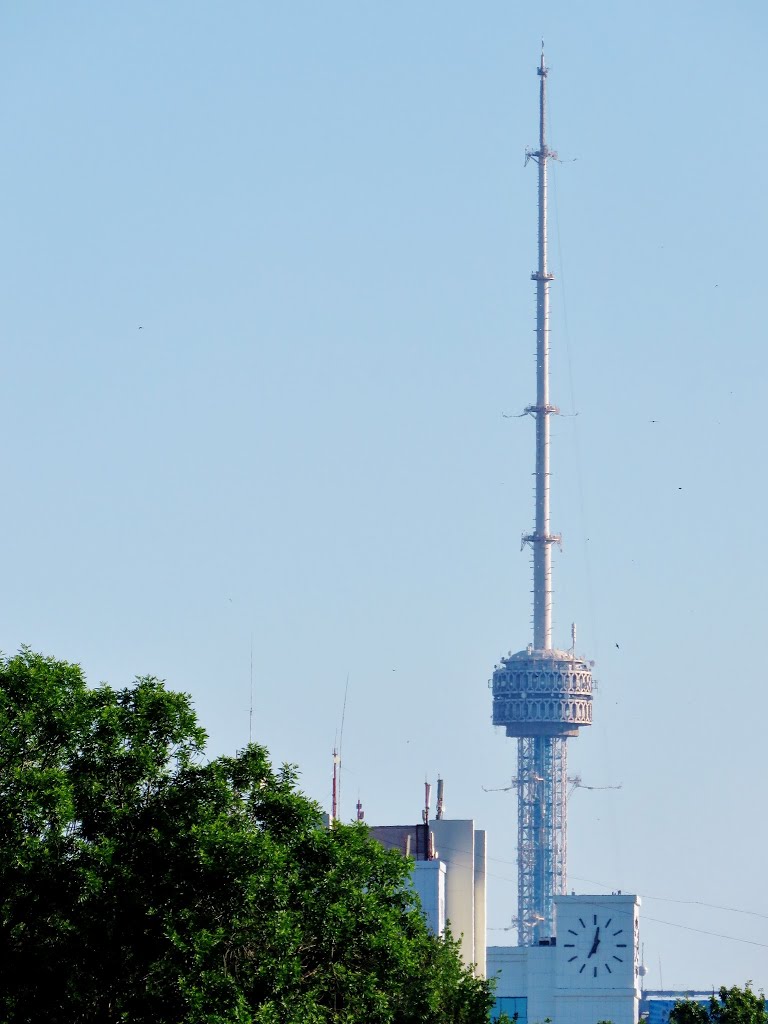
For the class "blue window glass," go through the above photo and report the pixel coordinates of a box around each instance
[492,996,528,1023]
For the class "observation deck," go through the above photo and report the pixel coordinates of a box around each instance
[490,646,593,738]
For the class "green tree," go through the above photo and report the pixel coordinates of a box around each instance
[0,649,495,1023]
[670,985,768,1024]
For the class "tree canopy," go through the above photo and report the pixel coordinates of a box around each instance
[670,985,768,1024]
[0,649,495,1024]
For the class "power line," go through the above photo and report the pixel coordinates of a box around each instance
[567,872,768,922]
[479,852,768,922]
[639,914,768,949]
[478,858,768,944]
[485,889,768,948]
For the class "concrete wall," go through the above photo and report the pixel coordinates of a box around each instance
[487,945,556,1023]
[412,860,446,935]
[431,819,477,968]
[473,829,487,978]
[368,819,486,975]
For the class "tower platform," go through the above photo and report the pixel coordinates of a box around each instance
[491,648,593,738]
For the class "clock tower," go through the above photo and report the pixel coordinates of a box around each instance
[556,895,639,986]
[488,894,641,1024]
[554,894,641,1024]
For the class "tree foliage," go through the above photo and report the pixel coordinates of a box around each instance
[0,649,495,1023]
[670,985,768,1024]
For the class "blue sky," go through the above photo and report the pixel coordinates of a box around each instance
[2,1,767,990]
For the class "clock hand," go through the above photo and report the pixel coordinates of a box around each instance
[587,927,601,957]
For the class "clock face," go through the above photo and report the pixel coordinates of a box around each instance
[561,912,631,980]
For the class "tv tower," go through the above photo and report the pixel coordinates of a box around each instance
[490,50,593,946]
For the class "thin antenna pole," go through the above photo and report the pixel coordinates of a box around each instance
[525,45,559,651]
[422,780,434,860]
[249,634,254,744]
[338,674,349,820]
[331,747,340,822]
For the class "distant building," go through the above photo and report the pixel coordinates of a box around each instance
[369,817,487,976]
[639,992,768,1024]
[641,993,712,1024]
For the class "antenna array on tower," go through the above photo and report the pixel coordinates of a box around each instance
[488,51,594,947]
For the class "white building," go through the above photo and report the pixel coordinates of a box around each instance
[488,894,641,1024]
[369,818,487,976]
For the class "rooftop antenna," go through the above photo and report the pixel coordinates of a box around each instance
[420,780,435,860]
[356,798,365,822]
[331,746,340,823]
[436,777,445,819]
[639,943,648,987]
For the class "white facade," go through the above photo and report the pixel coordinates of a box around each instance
[369,818,487,976]
[431,818,487,976]
[412,860,446,935]
[488,894,641,1024]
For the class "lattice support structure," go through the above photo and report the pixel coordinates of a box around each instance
[517,736,567,946]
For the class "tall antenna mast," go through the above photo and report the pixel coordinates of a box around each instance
[331,747,340,823]
[329,675,350,826]
[524,43,560,649]
[490,48,593,946]
[249,634,254,744]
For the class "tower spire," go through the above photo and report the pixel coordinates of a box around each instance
[524,44,559,650]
